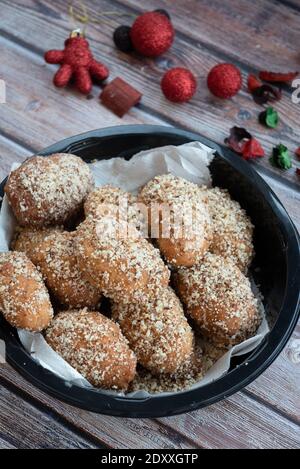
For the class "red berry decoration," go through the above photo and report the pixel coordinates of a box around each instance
[44,31,109,94]
[161,68,197,103]
[241,138,265,160]
[207,63,242,99]
[130,11,174,57]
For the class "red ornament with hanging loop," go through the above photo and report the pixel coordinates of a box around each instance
[44,30,109,94]
[130,11,174,57]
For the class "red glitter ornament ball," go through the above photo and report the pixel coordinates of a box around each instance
[161,68,197,103]
[130,11,174,57]
[207,63,242,99]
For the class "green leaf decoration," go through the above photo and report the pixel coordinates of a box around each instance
[270,143,292,170]
[259,107,279,128]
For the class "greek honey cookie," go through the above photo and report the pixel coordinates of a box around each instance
[0,252,53,331]
[74,214,170,303]
[201,186,254,272]
[45,309,137,390]
[13,228,101,309]
[84,185,145,232]
[11,226,63,264]
[5,153,94,227]
[175,253,261,347]
[112,287,194,375]
[139,174,212,267]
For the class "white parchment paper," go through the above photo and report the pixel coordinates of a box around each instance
[0,142,269,397]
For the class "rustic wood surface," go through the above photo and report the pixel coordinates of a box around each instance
[0,0,299,449]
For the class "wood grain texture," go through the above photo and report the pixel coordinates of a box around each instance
[0,361,299,449]
[258,171,300,230]
[122,0,300,70]
[0,383,98,448]
[0,436,16,449]
[0,35,165,152]
[0,365,197,449]
[245,324,300,422]
[0,0,299,450]
[158,392,300,449]
[1,0,300,185]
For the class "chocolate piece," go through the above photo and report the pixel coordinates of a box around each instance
[100,78,142,117]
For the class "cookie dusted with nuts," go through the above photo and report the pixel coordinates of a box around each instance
[84,185,145,232]
[13,228,102,309]
[139,174,212,267]
[112,287,194,375]
[11,226,63,264]
[175,253,261,347]
[0,252,53,331]
[45,309,137,390]
[200,186,254,273]
[75,214,170,303]
[5,153,94,227]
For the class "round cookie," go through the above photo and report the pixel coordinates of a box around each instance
[5,153,94,227]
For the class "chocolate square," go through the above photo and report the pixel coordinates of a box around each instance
[100,77,142,117]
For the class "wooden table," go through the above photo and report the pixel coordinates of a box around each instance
[0,0,299,449]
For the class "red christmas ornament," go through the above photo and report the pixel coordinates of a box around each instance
[130,11,174,57]
[44,31,109,94]
[207,63,242,99]
[161,68,197,103]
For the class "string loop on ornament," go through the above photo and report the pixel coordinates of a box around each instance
[69,0,135,33]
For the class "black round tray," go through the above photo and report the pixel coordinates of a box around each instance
[0,125,299,418]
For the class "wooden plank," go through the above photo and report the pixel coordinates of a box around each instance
[0,436,16,449]
[0,136,30,181]
[0,364,197,449]
[158,391,300,449]
[0,39,165,151]
[0,383,98,448]
[1,0,300,186]
[245,324,300,422]
[0,361,299,449]
[122,0,300,70]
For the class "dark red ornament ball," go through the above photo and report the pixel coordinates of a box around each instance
[130,11,174,57]
[161,68,197,103]
[113,25,134,52]
[207,63,242,99]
